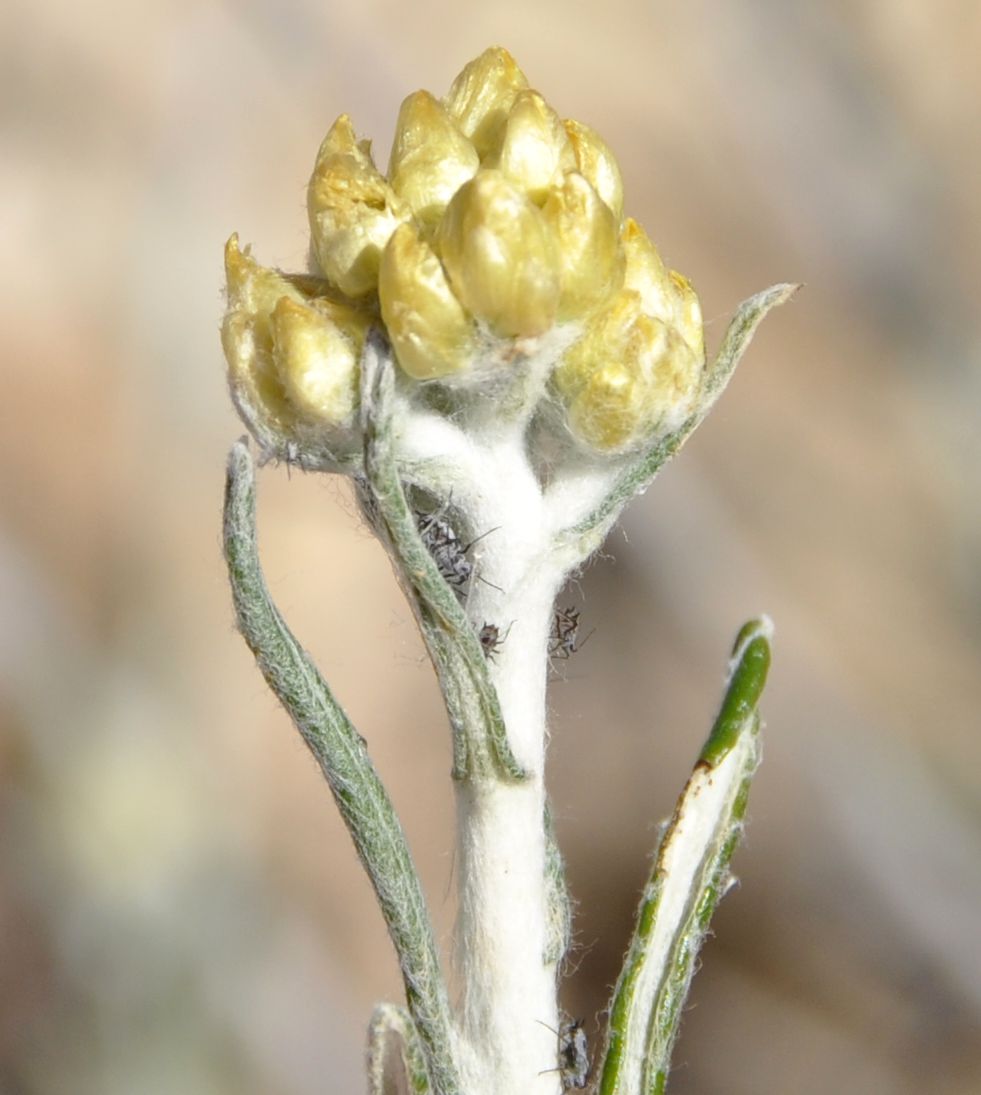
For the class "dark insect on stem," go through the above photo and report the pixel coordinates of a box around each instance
[415,504,501,597]
[478,621,512,660]
[558,1020,590,1090]
[549,607,593,660]
[537,1018,590,1090]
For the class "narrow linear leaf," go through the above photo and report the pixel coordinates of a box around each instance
[360,331,527,783]
[223,440,461,1095]
[699,283,800,412]
[368,1003,432,1095]
[699,617,773,768]
[598,618,772,1095]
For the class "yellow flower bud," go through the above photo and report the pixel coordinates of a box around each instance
[542,172,625,321]
[270,296,366,428]
[552,290,637,404]
[222,234,304,436]
[621,218,675,325]
[222,234,370,442]
[490,90,576,202]
[668,269,705,361]
[225,45,712,448]
[443,46,529,158]
[563,119,624,221]
[568,359,646,453]
[379,223,476,380]
[436,169,560,338]
[307,114,407,298]
[553,290,701,453]
[388,91,480,228]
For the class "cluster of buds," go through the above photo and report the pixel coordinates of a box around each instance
[222,47,706,458]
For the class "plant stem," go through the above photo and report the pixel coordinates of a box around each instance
[360,340,572,1092]
[454,572,565,1095]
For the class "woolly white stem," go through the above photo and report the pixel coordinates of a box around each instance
[446,435,569,1095]
[454,584,563,1095]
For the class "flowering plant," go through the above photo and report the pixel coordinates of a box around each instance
[221,46,794,1095]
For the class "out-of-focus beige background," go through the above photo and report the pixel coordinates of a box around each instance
[2,1,979,1092]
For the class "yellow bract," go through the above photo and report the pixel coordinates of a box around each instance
[621,220,706,362]
[436,169,560,338]
[669,270,705,361]
[379,223,476,379]
[542,172,624,322]
[442,46,529,157]
[621,218,675,325]
[271,297,366,426]
[388,91,479,228]
[563,120,624,221]
[490,90,576,202]
[308,115,407,298]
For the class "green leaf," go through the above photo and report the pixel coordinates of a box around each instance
[223,441,461,1095]
[597,619,772,1095]
[367,1004,432,1095]
[699,282,800,413]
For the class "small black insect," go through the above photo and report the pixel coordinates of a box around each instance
[415,506,457,552]
[478,621,512,660]
[549,607,592,660]
[538,1019,590,1090]
[415,504,500,596]
[417,508,472,590]
[558,1020,590,1090]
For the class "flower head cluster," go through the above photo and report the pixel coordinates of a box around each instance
[222,47,705,457]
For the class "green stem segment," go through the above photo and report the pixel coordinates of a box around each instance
[223,440,460,1095]
[597,619,772,1095]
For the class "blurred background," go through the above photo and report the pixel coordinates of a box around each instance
[2,1,980,1092]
